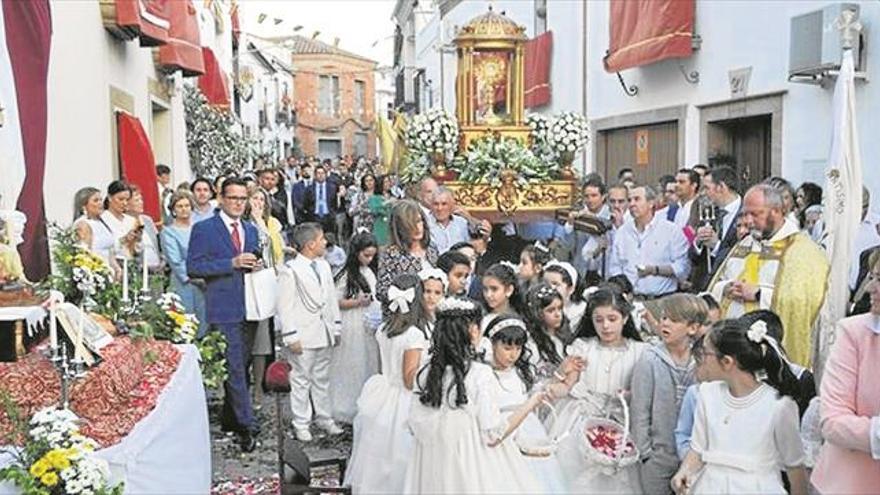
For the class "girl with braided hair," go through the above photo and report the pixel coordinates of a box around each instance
[405,297,546,494]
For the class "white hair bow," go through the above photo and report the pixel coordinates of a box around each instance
[747,321,768,344]
[499,260,519,274]
[388,285,415,314]
[418,267,449,292]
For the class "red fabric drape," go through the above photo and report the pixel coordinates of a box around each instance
[117,113,161,223]
[137,0,170,47]
[4,0,52,281]
[524,31,553,108]
[198,47,230,107]
[604,0,694,73]
[158,0,204,77]
[103,0,169,46]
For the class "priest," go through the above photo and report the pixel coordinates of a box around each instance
[708,183,829,367]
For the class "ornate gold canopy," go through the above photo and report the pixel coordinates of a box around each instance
[454,7,530,150]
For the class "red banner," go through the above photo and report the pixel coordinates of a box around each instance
[198,47,230,108]
[157,0,204,77]
[4,0,52,281]
[102,0,169,46]
[604,0,694,73]
[524,31,553,108]
[117,113,161,223]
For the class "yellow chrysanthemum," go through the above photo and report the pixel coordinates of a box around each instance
[40,471,59,487]
[46,450,71,470]
[29,459,49,477]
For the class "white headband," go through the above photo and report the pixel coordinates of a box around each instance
[436,297,477,314]
[499,260,519,274]
[545,260,578,288]
[486,317,527,339]
[418,267,449,292]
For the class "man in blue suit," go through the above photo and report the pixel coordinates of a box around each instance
[303,164,340,235]
[187,177,261,452]
[291,163,312,224]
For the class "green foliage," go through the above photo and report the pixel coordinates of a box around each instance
[452,135,556,186]
[183,85,257,179]
[196,331,228,390]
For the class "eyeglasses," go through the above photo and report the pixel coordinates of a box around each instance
[223,196,248,203]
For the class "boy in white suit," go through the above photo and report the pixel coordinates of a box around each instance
[277,222,343,441]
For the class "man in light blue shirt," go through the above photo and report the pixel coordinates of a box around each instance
[609,185,690,298]
[428,187,470,255]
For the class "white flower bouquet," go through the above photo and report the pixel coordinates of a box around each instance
[548,111,589,157]
[0,406,123,494]
[404,109,459,157]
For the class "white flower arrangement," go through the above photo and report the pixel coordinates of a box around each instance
[404,109,459,157]
[158,292,198,344]
[548,111,589,157]
[0,407,122,494]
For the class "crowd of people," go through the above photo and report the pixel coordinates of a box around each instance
[68,158,880,494]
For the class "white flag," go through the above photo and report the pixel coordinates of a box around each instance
[814,49,863,377]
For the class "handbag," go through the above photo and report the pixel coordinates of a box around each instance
[245,267,278,320]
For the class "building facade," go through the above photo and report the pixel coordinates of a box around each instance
[395,0,879,204]
[289,36,377,160]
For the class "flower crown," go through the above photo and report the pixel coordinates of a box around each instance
[534,241,551,253]
[535,284,560,300]
[436,297,478,315]
[498,260,519,274]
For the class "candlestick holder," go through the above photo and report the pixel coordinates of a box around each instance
[49,343,87,410]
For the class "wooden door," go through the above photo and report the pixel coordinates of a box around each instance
[707,115,772,189]
[597,121,678,186]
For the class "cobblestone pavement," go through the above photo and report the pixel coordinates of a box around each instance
[209,391,353,494]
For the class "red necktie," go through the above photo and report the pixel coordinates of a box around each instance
[230,222,242,253]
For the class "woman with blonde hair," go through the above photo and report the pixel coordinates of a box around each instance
[376,199,438,315]
[73,187,115,265]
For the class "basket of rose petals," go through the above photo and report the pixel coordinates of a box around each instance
[579,392,638,470]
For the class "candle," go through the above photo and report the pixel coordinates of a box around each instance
[141,253,148,293]
[121,258,129,302]
[49,298,58,350]
[75,303,84,361]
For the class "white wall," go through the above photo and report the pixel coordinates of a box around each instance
[45,1,190,224]
[585,0,880,205]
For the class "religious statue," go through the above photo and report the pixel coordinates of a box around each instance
[0,209,27,287]
[474,53,508,125]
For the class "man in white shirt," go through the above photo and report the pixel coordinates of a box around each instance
[610,185,690,298]
[277,223,343,442]
[429,187,470,255]
[673,168,700,230]
[190,178,215,224]
[689,166,742,291]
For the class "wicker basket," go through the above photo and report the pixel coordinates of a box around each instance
[517,400,568,458]
[578,392,639,471]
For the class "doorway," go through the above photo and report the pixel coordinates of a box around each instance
[596,120,679,186]
[318,138,342,160]
[707,114,771,189]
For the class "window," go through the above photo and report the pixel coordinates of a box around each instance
[319,75,340,116]
[355,80,366,116]
[354,132,368,157]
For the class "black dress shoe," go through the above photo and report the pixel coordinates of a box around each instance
[238,431,257,453]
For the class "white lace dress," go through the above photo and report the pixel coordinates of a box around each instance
[404,362,543,494]
[690,381,805,494]
[344,325,426,494]
[495,368,568,493]
[549,337,647,494]
[329,268,380,422]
